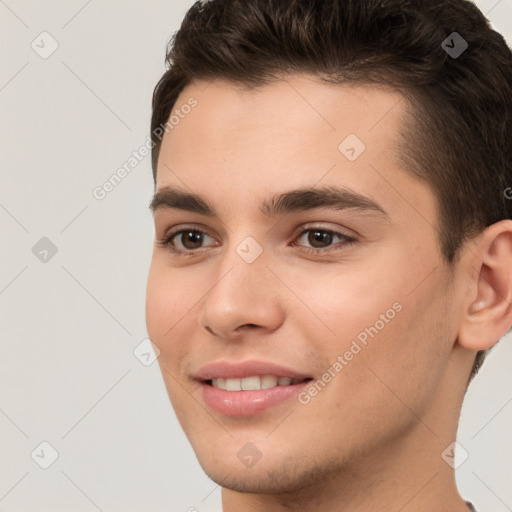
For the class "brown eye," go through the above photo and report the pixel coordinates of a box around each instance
[307,230,335,248]
[293,228,356,253]
[157,227,218,255]
[175,230,206,250]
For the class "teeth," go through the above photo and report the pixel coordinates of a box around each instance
[225,378,241,391]
[241,376,260,390]
[211,375,301,391]
[261,375,278,389]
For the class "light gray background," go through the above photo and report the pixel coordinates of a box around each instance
[1,1,511,511]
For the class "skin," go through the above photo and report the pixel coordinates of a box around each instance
[145,74,512,512]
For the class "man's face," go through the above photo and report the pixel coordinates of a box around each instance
[146,75,461,493]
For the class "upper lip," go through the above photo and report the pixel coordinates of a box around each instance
[195,360,313,381]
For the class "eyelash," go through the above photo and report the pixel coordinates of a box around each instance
[156,225,357,257]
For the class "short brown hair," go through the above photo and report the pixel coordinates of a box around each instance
[150,0,512,379]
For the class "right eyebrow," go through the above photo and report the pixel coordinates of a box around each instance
[149,187,216,216]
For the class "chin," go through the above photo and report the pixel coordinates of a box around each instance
[201,464,307,495]
[194,444,343,496]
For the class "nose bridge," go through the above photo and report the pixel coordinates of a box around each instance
[197,235,283,337]
[211,225,271,296]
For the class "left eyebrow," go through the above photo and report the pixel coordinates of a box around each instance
[149,185,389,219]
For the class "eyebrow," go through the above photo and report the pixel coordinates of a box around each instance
[149,185,389,219]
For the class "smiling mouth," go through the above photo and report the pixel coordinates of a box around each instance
[205,376,313,391]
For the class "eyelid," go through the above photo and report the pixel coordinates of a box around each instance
[157,222,358,255]
[291,227,357,254]
[157,223,218,252]
[293,221,359,240]
[159,223,213,240]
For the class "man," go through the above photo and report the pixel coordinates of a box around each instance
[145,0,512,510]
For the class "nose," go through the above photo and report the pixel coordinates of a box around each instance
[196,251,285,341]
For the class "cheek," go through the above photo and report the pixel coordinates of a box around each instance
[146,266,196,418]
[145,269,169,342]
[297,261,405,344]
[344,270,455,418]
[298,252,450,392]
[145,262,192,357]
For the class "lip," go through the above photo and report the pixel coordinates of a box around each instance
[194,360,314,417]
[195,359,312,380]
[199,380,312,417]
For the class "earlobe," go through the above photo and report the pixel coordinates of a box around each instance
[457,220,512,351]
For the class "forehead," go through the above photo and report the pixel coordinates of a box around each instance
[155,75,434,226]
[160,75,407,159]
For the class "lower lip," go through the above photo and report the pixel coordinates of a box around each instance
[200,380,312,417]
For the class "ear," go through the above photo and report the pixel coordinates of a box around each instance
[458,220,512,351]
